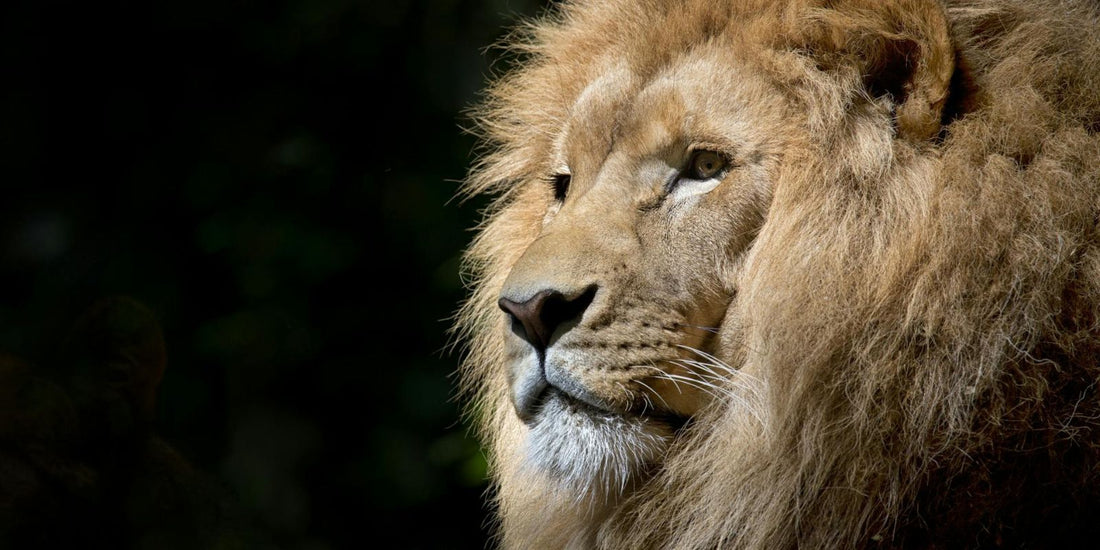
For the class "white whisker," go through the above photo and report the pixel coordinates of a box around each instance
[634,378,672,410]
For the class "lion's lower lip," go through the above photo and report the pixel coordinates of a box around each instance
[540,387,691,431]
[544,386,613,416]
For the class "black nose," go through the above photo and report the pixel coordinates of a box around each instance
[498,286,596,352]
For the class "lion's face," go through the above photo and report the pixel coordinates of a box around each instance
[496,46,793,493]
[465,0,1100,547]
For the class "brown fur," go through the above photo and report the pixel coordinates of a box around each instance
[456,0,1100,547]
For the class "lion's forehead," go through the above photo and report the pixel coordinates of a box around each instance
[553,54,780,188]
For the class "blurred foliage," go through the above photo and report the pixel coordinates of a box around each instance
[0,0,544,547]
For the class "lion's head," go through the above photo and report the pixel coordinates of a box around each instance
[457,0,1100,547]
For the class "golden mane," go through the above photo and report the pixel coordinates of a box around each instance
[457,0,1100,547]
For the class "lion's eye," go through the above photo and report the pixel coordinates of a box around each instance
[687,150,727,180]
[551,173,571,202]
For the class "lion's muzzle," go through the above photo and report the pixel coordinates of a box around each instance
[498,285,597,422]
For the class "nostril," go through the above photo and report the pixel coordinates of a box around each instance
[498,285,597,352]
[538,285,595,341]
[498,290,558,351]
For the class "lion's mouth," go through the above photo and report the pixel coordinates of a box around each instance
[532,385,692,433]
[520,378,613,425]
[537,386,604,417]
[510,342,700,434]
[522,387,684,494]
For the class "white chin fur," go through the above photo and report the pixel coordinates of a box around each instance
[522,392,674,501]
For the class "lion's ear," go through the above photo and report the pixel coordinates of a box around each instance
[792,0,956,142]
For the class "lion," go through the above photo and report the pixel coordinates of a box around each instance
[455,0,1100,547]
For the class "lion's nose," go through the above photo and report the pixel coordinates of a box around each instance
[498,286,596,354]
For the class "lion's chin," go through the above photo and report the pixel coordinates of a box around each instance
[522,390,676,500]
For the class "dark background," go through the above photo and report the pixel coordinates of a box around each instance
[0,0,543,547]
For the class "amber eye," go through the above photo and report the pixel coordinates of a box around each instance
[687,150,726,180]
[551,173,571,202]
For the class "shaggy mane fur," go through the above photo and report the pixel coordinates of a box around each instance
[457,0,1100,547]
